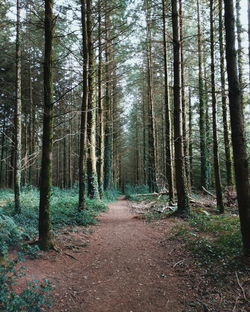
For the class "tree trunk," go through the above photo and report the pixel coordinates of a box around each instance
[86,0,99,199]
[188,87,193,186]
[162,0,174,203]
[0,115,6,188]
[28,64,34,186]
[97,0,104,197]
[146,0,158,193]
[248,0,250,84]
[78,0,88,209]
[179,0,190,191]
[235,0,244,105]
[197,0,209,190]
[171,0,190,214]
[104,6,113,191]
[210,0,224,213]
[224,0,250,256]
[39,0,55,250]
[14,0,22,213]
[219,0,233,187]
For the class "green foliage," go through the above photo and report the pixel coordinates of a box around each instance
[124,184,149,200]
[103,189,121,202]
[0,188,108,253]
[0,259,52,312]
[0,215,24,256]
[173,212,249,275]
[125,184,149,196]
[144,209,173,222]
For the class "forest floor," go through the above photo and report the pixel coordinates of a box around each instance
[15,196,250,312]
[16,196,193,312]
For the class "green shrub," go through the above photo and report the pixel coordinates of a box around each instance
[173,212,249,275]
[0,259,52,312]
[103,189,121,201]
[124,184,149,196]
[0,215,24,255]
[0,188,108,253]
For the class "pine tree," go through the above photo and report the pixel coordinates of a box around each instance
[38,0,55,250]
[171,0,190,215]
[79,0,88,210]
[14,0,22,213]
[224,0,250,256]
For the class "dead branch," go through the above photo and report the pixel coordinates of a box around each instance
[132,192,169,197]
[202,186,216,199]
[235,272,249,302]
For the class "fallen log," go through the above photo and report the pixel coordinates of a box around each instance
[201,186,216,199]
[132,191,169,197]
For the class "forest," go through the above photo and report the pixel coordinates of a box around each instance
[0,0,249,311]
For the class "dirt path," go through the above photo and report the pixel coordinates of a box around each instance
[23,198,189,312]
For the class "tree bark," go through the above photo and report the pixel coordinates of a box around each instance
[162,0,174,203]
[235,0,244,105]
[219,0,233,187]
[39,0,55,250]
[14,0,22,213]
[179,0,190,191]
[171,0,190,214]
[79,0,88,209]
[197,0,209,190]
[224,0,250,257]
[104,5,113,191]
[86,0,99,199]
[188,87,193,186]
[146,0,158,193]
[97,0,104,198]
[248,0,250,84]
[210,0,224,213]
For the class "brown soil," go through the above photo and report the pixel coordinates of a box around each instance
[20,197,193,312]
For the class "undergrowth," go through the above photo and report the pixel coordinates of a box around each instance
[173,211,250,279]
[124,184,149,200]
[0,187,116,255]
[0,258,52,312]
[0,187,118,311]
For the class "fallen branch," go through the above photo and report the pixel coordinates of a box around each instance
[63,252,80,261]
[173,259,184,268]
[202,186,216,199]
[235,272,249,302]
[132,192,168,197]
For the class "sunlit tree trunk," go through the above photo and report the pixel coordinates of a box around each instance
[86,0,99,199]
